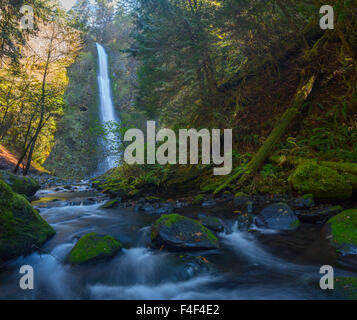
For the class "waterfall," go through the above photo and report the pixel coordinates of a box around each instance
[96,43,120,174]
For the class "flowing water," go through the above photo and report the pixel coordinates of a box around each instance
[96,43,120,174]
[1,44,355,300]
[0,185,356,300]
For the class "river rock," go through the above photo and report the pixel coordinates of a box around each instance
[256,203,300,230]
[335,277,357,299]
[236,213,255,231]
[289,162,352,201]
[100,199,121,209]
[151,214,219,251]
[199,216,225,232]
[296,205,343,224]
[135,201,174,215]
[324,209,357,255]
[234,193,254,214]
[0,170,40,197]
[67,232,122,264]
[0,179,55,263]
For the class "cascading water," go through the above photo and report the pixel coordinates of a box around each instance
[96,43,120,174]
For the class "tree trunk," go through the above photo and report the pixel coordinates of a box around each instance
[214,71,317,195]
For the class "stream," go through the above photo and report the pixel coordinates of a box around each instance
[0,183,356,300]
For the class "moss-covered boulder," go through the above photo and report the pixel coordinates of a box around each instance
[199,216,225,232]
[325,209,357,255]
[0,179,55,263]
[289,162,352,201]
[335,277,357,300]
[67,232,122,264]
[151,214,219,251]
[0,170,40,197]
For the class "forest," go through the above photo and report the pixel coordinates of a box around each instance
[0,0,357,301]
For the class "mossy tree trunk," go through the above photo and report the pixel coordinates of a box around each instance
[214,71,317,195]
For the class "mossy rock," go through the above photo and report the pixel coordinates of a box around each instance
[192,194,205,205]
[326,209,357,255]
[151,214,219,251]
[341,173,357,192]
[199,216,225,232]
[0,179,55,263]
[67,232,122,264]
[100,199,120,209]
[145,196,163,203]
[335,277,357,300]
[289,162,352,201]
[302,194,314,207]
[0,170,40,197]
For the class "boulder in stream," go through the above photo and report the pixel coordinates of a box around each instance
[256,202,300,230]
[0,179,55,263]
[67,232,122,264]
[324,209,357,255]
[0,170,40,197]
[151,214,219,251]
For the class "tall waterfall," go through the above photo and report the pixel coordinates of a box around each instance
[96,43,120,174]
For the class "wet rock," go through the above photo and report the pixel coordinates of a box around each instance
[67,232,122,264]
[202,199,217,207]
[135,201,174,215]
[151,214,219,251]
[175,255,216,280]
[234,192,253,212]
[199,216,225,232]
[296,205,343,224]
[0,179,55,263]
[236,213,255,231]
[0,170,40,197]
[100,199,121,209]
[324,209,357,256]
[293,194,315,208]
[256,202,300,230]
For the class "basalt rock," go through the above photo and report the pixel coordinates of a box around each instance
[256,203,300,230]
[151,214,219,251]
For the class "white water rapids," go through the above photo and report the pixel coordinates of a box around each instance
[96,43,120,174]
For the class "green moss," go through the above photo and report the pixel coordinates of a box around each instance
[290,220,301,228]
[335,277,357,300]
[68,232,122,264]
[0,171,40,197]
[100,199,120,209]
[145,196,162,203]
[289,162,352,201]
[327,209,357,250]
[0,179,55,262]
[302,194,314,206]
[192,194,205,205]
